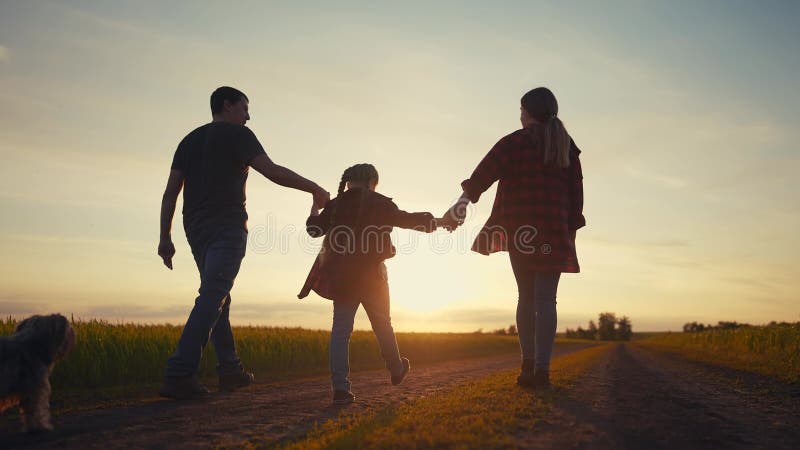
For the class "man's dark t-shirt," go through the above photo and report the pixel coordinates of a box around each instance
[171,122,266,251]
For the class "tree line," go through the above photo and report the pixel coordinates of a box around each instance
[682,320,796,332]
[565,312,632,341]
[473,325,519,335]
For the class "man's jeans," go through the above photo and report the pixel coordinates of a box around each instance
[165,227,247,378]
[510,252,561,372]
[330,293,403,392]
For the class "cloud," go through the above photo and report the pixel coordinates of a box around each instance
[0,302,53,316]
[1,233,152,256]
[584,236,690,249]
[0,45,9,63]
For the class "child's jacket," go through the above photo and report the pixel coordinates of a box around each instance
[298,188,436,301]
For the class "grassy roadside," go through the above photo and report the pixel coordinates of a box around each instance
[273,343,611,450]
[635,324,800,383]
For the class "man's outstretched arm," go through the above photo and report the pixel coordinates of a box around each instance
[249,154,330,208]
[158,169,184,270]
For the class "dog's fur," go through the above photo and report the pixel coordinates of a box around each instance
[0,314,76,432]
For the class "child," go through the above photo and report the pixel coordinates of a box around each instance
[298,163,437,404]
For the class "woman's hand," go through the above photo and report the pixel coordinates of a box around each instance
[436,215,460,232]
[439,194,469,232]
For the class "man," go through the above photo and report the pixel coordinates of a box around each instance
[157,86,330,399]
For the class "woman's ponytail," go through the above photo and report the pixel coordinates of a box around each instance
[543,116,571,169]
[521,87,571,169]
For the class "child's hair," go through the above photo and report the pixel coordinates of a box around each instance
[521,87,571,168]
[330,163,380,227]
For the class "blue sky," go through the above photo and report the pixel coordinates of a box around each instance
[0,1,798,331]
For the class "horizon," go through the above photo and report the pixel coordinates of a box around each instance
[1,1,798,333]
[4,313,785,335]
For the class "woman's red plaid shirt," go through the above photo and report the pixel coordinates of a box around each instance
[461,126,585,273]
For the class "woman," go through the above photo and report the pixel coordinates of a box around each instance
[443,87,585,388]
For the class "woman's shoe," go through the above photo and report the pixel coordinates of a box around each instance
[333,390,355,405]
[516,359,536,387]
[532,370,551,389]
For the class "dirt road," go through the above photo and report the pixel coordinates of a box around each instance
[518,344,800,449]
[2,344,798,449]
[1,351,531,449]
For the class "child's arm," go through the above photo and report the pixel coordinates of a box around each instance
[388,202,437,233]
[306,199,334,237]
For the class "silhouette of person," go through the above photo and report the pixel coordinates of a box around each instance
[157,86,330,399]
[442,87,585,388]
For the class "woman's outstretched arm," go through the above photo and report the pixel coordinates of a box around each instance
[440,136,511,230]
[460,135,511,203]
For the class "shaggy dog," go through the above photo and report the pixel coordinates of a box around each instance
[0,314,76,432]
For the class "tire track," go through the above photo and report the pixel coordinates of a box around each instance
[521,344,800,449]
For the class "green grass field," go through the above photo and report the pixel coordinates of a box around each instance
[0,318,522,391]
[636,322,800,383]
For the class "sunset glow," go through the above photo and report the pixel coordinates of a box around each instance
[1,1,798,332]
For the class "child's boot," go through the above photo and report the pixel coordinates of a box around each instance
[391,357,411,385]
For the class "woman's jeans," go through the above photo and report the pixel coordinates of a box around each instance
[330,292,403,392]
[509,252,561,372]
[165,227,246,378]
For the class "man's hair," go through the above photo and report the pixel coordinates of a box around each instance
[210,86,248,114]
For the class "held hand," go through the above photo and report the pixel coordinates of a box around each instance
[439,198,468,231]
[310,201,321,217]
[312,187,331,210]
[436,216,460,232]
[158,239,176,270]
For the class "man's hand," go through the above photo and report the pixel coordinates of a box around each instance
[159,169,183,270]
[310,200,321,217]
[313,187,330,210]
[158,239,176,270]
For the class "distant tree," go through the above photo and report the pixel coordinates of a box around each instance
[598,313,617,341]
[567,314,634,341]
[683,321,709,333]
[683,320,759,332]
[587,321,598,340]
[507,324,518,335]
[616,316,632,341]
[717,321,748,330]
